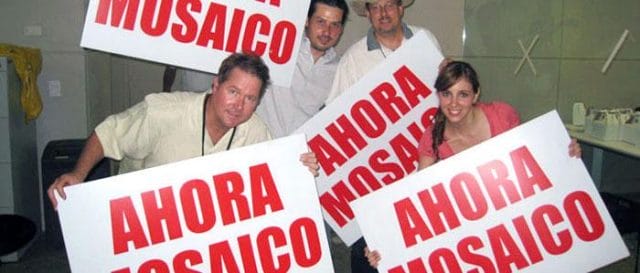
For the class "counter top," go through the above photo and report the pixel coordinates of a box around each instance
[567,128,640,159]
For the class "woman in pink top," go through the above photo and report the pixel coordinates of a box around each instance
[365,61,582,268]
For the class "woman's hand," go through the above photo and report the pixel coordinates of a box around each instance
[569,138,582,158]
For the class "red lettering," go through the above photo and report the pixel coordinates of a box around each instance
[532,205,572,255]
[196,2,226,49]
[213,171,251,225]
[477,160,522,210]
[110,196,149,254]
[95,0,140,30]
[327,115,367,160]
[209,240,241,273]
[512,216,543,265]
[238,235,259,273]
[348,166,381,195]
[418,183,461,236]
[395,197,433,247]
[319,182,356,227]
[140,0,172,36]
[308,134,346,176]
[352,100,386,138]
[289,218,322,267]
[394,65,433,108]
[487,224,529,273]
[457,236,496,273]
[257,227,290,273]
[389,133,418,174]
[564,191,605,241]
[243,14,270,56]
[171,0,201,43]
[510,146,553,198]
[142,187,183,245]
[172,250,203,273]
[139,259,170,273]
[270,21,296,64]
[255,0,281,7]
[179,179,215,234]
[249,163,284,217]
[225,9,245,52]
[369,82,410,124]
[388,258,428,273]
[369,149,404,185]
[450,172,488,221]
[428,248,462,273]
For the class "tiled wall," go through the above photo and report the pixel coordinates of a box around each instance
[463,0,640,122]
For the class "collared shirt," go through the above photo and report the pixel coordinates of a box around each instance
[256,36,340,138]
[95,91,271,173]
[325,23,441,103]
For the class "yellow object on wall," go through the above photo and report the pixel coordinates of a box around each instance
[0,43,43,123]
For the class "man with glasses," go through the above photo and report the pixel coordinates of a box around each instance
[256,0,350,138]
[325,0,442,104]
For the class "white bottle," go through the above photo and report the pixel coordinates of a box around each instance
[572,102,586,126]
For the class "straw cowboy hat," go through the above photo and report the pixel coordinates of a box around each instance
[351,0,415,17]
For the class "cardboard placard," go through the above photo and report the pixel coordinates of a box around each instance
[57,134,334,273]
[352,111,629,273]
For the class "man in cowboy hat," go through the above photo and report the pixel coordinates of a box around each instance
[324,0,442,104]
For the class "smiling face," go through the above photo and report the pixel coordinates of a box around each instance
[306,3,344,58]
[209,68,262,131]
[365,0,404,36]
[437,78,479,124]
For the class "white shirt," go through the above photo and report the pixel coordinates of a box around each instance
[256,36,340,138]
[95,91,271,173]
[325,24,441,103]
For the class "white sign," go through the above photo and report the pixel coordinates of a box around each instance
[80,0,310,88]
[351,111,629,273]
[295,31,444,246]
[57,134,334,273]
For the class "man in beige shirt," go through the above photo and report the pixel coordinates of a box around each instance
[48,53,318,208]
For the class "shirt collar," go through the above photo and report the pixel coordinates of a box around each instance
[366,22,413,51]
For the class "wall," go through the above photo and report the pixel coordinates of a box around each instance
[336,0,464,57]
[463,0,640,122]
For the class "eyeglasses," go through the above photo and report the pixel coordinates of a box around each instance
[367,1,399,14]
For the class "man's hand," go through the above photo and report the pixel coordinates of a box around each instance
[300,152,320,177]
[47,172,84,210]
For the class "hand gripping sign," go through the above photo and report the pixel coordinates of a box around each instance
[295,31,443,246]
[80,0,310,88]
[351,111,629,273]
[56,134,334,273]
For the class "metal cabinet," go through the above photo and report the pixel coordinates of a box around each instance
[0,57,40,262]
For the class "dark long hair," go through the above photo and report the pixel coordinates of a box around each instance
[431,61,480,161]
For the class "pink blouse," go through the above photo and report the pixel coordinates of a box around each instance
[418,102,520,160]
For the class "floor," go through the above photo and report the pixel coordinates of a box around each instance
[0,232,352,273]
[0,233,636,273]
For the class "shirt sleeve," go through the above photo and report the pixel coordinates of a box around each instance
[94,99,155,161]
[485,101,521,135]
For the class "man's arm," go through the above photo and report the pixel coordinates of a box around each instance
[47,132,105,209]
